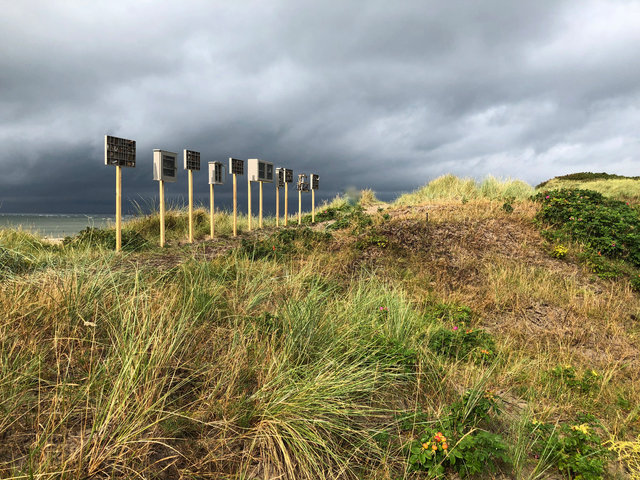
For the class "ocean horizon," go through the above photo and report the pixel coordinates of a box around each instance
[0,213,121,238]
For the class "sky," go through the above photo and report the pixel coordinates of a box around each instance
[1,0,640,213]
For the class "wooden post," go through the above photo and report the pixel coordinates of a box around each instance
[312,189,315,224]
[159,180,165,247]
[298,189,302,225]
[188,169,194,243]
[259,181,263,228]
[284,183,289,226]
[210,183,214,238]
[233,173,237,237]
[115,165,122,252]
[247,178,252,231]
[276,186,280,227]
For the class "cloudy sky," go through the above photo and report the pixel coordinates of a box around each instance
[1,0,639,213]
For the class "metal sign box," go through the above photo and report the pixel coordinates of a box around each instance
[184,150,201,171]
[310,174,319,190]
[285,168,293,183]
[105,135,136,167]
[208,161,226,185]
[153,149,178,182]
[275,167,285,188]
[229,158,244,175]
[248,158,274,183]
[297,174,309,192]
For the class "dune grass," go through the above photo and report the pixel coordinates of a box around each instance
[394,174,534,206]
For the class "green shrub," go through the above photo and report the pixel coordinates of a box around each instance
[428,326,495,362]
[536,172,640,189]
[63,227,149,251]
[0,246,34,275]
[239,227,333,260]
[547,365,601,395]
[426,303,473,325]
[527,415,611,479]
[533,189,640,266]
[408,389,509,478]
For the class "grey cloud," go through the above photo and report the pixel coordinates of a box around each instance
[1,0,640,213]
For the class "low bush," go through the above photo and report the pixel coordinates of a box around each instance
[63,226,149,251]
[239,227,333,260]
[527,415,611,480]
[533,189,640,267]
[408,389,510,478]
[428,326,495,362]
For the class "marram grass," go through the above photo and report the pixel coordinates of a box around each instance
[394,174,534,205]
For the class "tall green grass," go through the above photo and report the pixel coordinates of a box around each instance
[0,231,480,478]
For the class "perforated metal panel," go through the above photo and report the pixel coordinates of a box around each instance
[153,149,178,182]
[275,168,285,188]
[310,174,319,190]
[184,150,201,170]
[229,158,244,175]
[105,135,136,167]
[208,161,225,185]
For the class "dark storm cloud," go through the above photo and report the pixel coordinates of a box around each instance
[1,0,640,212]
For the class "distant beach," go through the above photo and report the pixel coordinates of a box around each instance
[0,214,118,239]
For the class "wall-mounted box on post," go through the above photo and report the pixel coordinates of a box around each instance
[153,150,178,182]
[208,161,226,185]
[248,158,274,183]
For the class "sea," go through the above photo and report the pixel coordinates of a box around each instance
[0,214,117,239]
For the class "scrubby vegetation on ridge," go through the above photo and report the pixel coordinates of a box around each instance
[536,172,640,189]
[536,172,640,205]
[1,175,640,479]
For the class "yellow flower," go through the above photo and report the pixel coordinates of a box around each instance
[571,424,590,435]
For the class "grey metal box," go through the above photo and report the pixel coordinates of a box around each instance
[310,174,319,190]
[153,149,178,182]
[248,158,274,183]
[208,161,225,185]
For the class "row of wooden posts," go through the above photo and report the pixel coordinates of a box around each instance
[105,136,319,251]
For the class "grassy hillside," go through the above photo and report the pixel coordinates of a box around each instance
[1,177,639,479]
[537,172,640,204]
